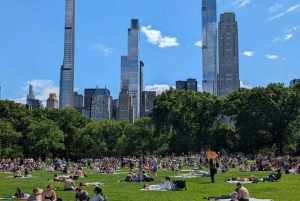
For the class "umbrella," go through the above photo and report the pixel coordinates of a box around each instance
[206,151,217,159]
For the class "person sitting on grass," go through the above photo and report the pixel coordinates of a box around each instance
[64,177,77,190]
[123,172,135,182]
[42,184,57,201]
[74,187,90,201]
[27,187,43,201]
[14,168,22,178]
[142,170,154,182]
[93,187,105,201]
[13,188,26,199]
[24,168,31,178]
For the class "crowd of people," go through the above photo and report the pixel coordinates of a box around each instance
[1,153,299,201]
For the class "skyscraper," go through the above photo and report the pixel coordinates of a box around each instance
[121,19,140,120]
[175,78,198,92]
[59,0,75,108]
[46,93,59,109]
[218,12,240,97]
[90,86,111,120]
[26,83,43,110]
[290,78,300,86]
[202,0,217,95]
[117,86,134,123]
[73,91,83,112]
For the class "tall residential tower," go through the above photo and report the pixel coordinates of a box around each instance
[217,12,240,96]
[201,0,217,95]
[59,0,75,108]
[121,19,140,120]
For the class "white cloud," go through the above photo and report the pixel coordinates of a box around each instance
[269,3,283,12]
[194,40,202,47]
[231,0,254,7]
[141,25,179,48]
[283,33,293,41]
[271,37,280,42]
[91,44,113,56]
[15,79,59,107]
[284,25,300,33]
[266,54,279,60]
[281,57,287,61]
[267,3,300,21]
[144,84,174,95]
[242,51,254,57]
[240,81,252,89]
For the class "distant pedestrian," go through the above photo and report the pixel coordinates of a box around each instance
[209,158,217,183]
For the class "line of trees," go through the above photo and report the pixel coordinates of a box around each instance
[1,83,300,159]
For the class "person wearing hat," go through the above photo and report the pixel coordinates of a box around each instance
[93,187,104,201]
[74,187,90,201]
[236,182,249,201]
[27,187,43,201]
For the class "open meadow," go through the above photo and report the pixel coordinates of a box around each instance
[0,168,299,201]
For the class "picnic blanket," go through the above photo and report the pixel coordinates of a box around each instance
[226,180,252,184]
[219,198,273,201]
[140,185,168,191]
[5,176,39,179]
[173,175,197,178]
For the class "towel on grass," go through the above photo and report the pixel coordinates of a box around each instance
[5,176,39,179]
[172,175,197,178]
[91,182,105,186]
[226,180,252,184]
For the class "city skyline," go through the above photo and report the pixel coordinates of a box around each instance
[0,0,299,105]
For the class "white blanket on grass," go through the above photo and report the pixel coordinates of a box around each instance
[226,180,252,184]
[173,175,197,178]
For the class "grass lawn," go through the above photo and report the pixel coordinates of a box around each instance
[0,167,299,201]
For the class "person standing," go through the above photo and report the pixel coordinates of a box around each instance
[209,158,217,183]
[151,156,158,179]
[236,182,249,201]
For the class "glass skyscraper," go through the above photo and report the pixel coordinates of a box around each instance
[202,0,217,95]
[59,0,75,108]
[121,19,140,120]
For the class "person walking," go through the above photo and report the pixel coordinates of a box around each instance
[151,156,158,179]
[209,158,217,183]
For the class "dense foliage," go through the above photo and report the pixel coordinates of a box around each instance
[1,83,300,159]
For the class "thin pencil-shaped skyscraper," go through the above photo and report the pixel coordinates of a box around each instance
[59,0,75,108]
[121,19,140,121]
[201,0,217,95]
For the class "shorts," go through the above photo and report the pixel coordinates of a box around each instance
[152,167,157,173]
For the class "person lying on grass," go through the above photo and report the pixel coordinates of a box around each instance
[142,176,171,190]
[225,175,257,182]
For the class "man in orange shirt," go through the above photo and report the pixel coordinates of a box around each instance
[237,182,249,201]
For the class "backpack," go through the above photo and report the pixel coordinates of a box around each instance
[171,183,178,191]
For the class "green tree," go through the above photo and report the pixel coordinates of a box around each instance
[24,119,64,158]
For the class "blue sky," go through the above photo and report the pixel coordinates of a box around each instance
[0,0,299,105]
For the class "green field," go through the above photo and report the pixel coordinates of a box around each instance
[0,168,299,201]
